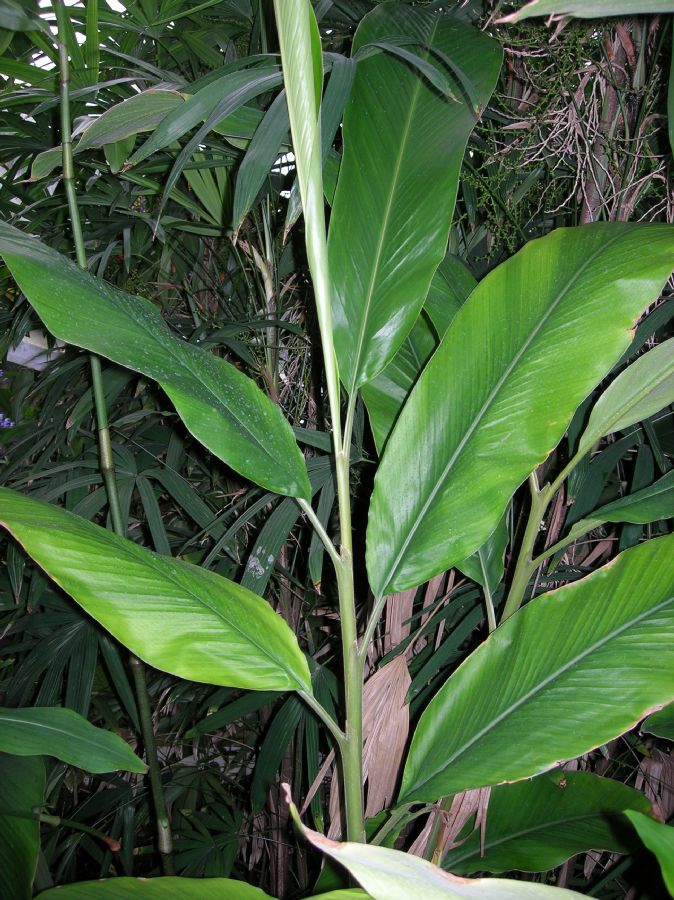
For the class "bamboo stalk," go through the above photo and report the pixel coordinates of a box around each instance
[53,0,174,874]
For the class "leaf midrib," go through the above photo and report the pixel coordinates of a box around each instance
[381,230,626,594]
[406,593,674,799]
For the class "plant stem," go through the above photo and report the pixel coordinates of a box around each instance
[54,0,174,873]
[500,473,549,623]
[274,0,364,841]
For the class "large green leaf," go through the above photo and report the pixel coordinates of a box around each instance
[577,337,674,458]
[501,0,674,20]
[442,770,650,874]
[37,877,273,899]
[0,223,310,499]
[399,534,674,804]
[0,707,145,773]
[0,489,312,693]
[328,4,501,395]
[624,811,674,895]
[0,754,44,900]
[368,224,674,597]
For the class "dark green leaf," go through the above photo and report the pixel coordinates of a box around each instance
[0,223,310,499]
[443,770,650,874]
[328,4,502,394]
[0,706,145,773]
[0,753,44,900]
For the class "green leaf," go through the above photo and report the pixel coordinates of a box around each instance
[0,754,44,900]
[287,794,583,899]
[363,257,473,453]
[456,511,509,594]
[624,811,674,895]
[0,489,312,693]
[669,38,674,157]
[103,134,136,174]
[500,1,674,21]
[127,65,281,167]
[641,702,674,740]
[0,223,310,499]
[442,770,650,874]
[328,4,502,395]
[29,147,62,181]
[399,533,674,804]
[37,877,273,899]
[368,223,674,597]
[0,0,45,31]
[232,89,289,231]
[0,707,145,773]
[571,469,674,539]
[76,90,185,153]
[577,337,674,458]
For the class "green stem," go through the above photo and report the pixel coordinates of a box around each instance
[500,473,550,623]
[274,0,364,840]
[38,813,116,845]
[54,0,174,873]
[130,655,174,872]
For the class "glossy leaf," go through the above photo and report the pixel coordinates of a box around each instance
[37,877,273,899]
[0,489,312,693]
[0,754,43,900]
[624,811,674,894]
[443,770,650,874]
[399,534,674,803]
[0,223,310,499]
[328,4,502,394]
[368,223,674,597]
[577,337,674,458]
[288,798,582,899]
[0,707,144,773]
[500,0,674,20]
[76,90,185,152]
[641,702,674,740]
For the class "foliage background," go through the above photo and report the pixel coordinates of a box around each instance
[0,0,673,897]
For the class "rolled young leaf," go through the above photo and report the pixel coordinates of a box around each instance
[0,707,145,774]
[368,223,674,597]
[399,533,674,804]
[0,223,310,500]
[442,770,650,874]
[328,3,502,395]
[0,754,44,900]
[576,336,674,458]
[0,489,312,693]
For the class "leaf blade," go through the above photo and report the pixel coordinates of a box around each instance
[399,534,674,803]
[0,489,312,693]
[368,223,674,597]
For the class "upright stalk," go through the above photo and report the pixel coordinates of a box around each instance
[54,0,174,872]
[274,0,364,841]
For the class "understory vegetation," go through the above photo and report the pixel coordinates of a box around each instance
[1,1,674,898]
